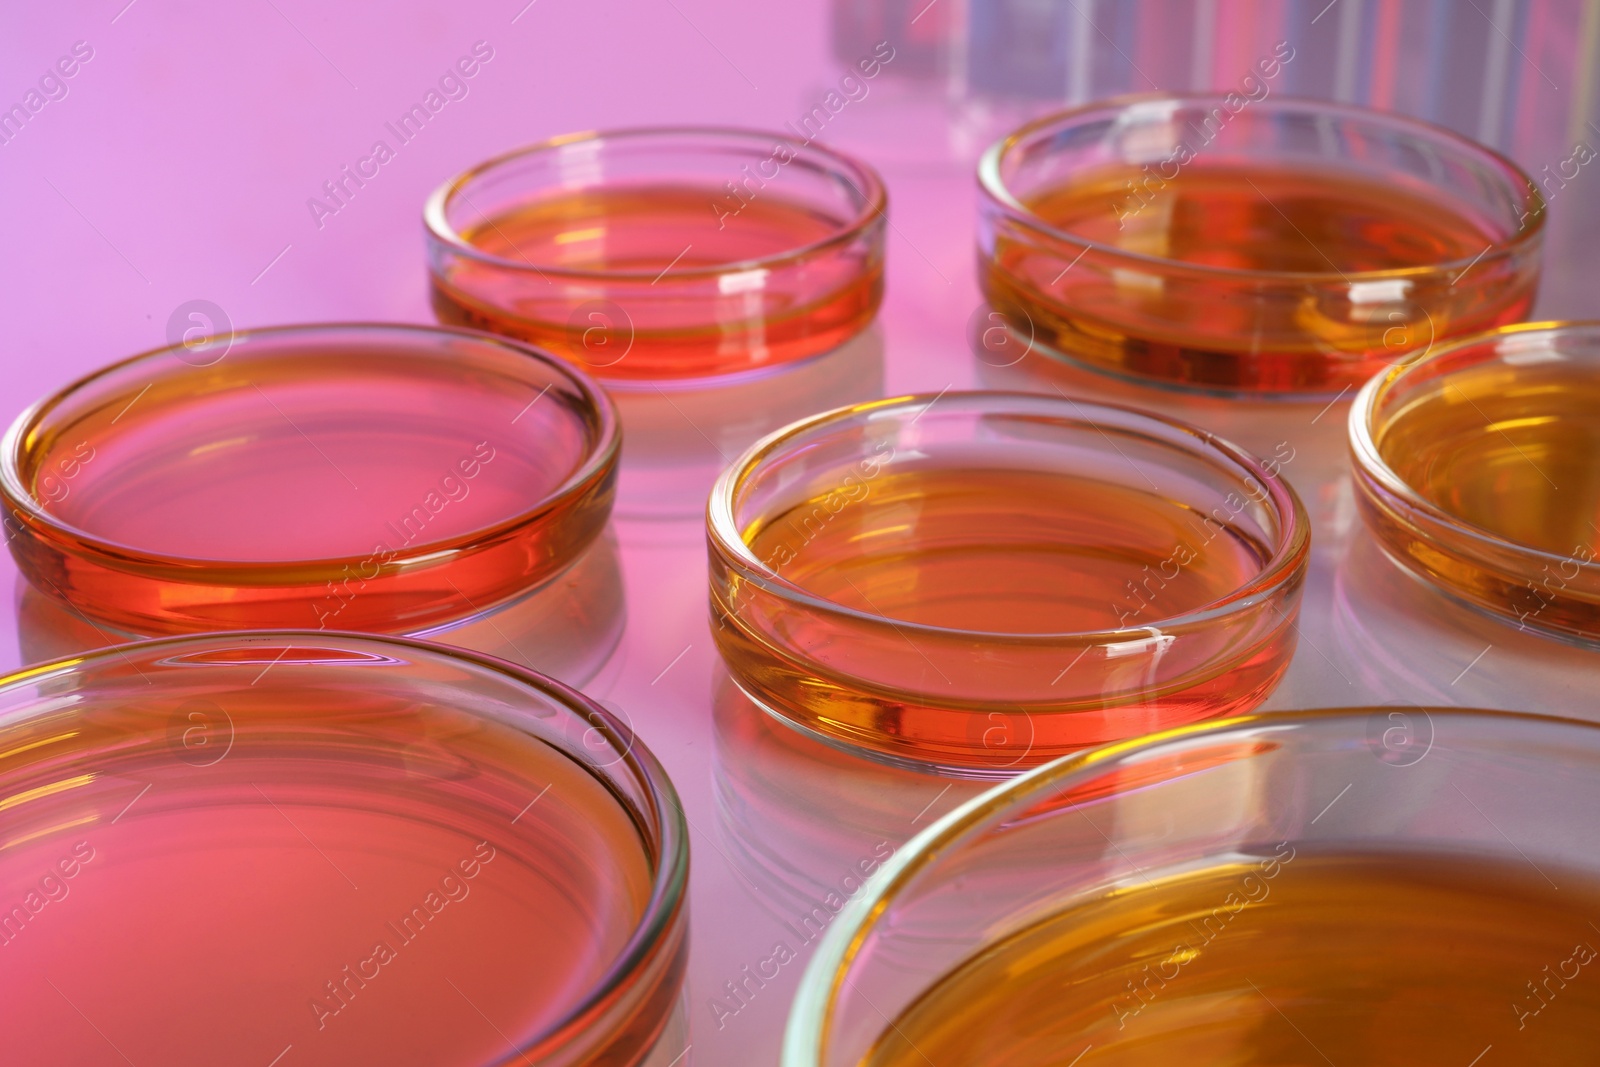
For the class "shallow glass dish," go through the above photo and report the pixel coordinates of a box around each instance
[425,127,887,381]
[786,708,1600,1067]
[706,391,1309,776]
[1351,320,1600,643]
[0,631,687,1067]
[0,323,618,637]
[978,95,1543,395]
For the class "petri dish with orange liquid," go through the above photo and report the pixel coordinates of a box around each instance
[0,631,687,1067]
[785,708,1600,1067]
[0,323,617,638]
[425,128,887,381]
[1351,321,1600,643]
[706,391,1309,776]
[978,96,1544,394]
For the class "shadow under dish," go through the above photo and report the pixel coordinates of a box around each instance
[0,632,686,1067]
[979,96,1543,395]
[426,128,886,381]
[707,392,1309,776]
[0,323,617,636]
[1351,320,1600,643]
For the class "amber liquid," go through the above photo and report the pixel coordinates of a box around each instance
[722,463,1297,768]
[745,466,1272,634]
[432,184,882,379]
[865,849,1600,1067]
[1379,363,1600,558]
[984,163,1532,392]
[1370,358,1600,638]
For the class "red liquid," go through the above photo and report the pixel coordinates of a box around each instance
[10,341,614,634]
[55,374,581,562]
[1,716,660,1064]
[431,184,884,379]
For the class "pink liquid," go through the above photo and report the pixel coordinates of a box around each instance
[1,744,654,1064]
[50,361,590,563]
[10,336,617,633]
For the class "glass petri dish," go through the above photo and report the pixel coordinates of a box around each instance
[978,95,1544,395]
[425,127,887,381]
[1350,320,1600,643]
[706,391,1309,776]
[0,323,618,637]
[0,631,687,1067]
[785,708,1600,1067]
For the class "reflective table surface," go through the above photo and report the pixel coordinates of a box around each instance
[4,2,1599,1063]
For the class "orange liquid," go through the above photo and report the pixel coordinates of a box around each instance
[865,848,1600,1067]
[431,184,883,379]
[718,464,1297,769]
[984,163,1536,392]
[748,467,1270,633]
[1363,357,1600,639]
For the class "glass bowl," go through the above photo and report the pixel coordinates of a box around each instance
[1350,320,1600,643]
[978,95,1544,395]
[0,631,687,1067]
[786,707,1600,1067]
[425,127,887,381]
[706,391,1309,776]
[0,323,618,637]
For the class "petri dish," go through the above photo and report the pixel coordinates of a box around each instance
[1350,320,1600,643]
[978,95,1544,395]
[0,323,618,637]
[706,391,1309,776]
[425,127,887,381]
[0,631,687,1067]
[785,708,1600,1067]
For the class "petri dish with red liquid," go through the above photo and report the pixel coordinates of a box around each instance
[0,323,618,637]
[706,391,1309,776]
[425,128,887,381]
[0,631,687,1067]
[978,96,1544,395]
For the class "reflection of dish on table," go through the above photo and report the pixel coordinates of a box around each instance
[1330,529,1600,714]
[612,326,884,520]
[710,668,982,928]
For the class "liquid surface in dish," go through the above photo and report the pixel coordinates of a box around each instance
[744,465,1274,633]
[864,848,1600,1066]
[1031,162,1494,272]
[1375,358,1600,559]
[1,729,653,1065]
[984,162,1531,392]
[459,184,844,271]
[432,184,881,378]
[40,355,589,563]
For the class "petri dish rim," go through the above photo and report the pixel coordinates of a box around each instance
[705,390,1311,643]
[423,125,890,283]
[0,321,622,572]
[977,92,1546,285]
[0,628,690,1064]
[1348,319,1600,576]
[781,705,1600,1067]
